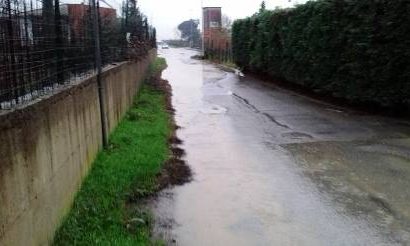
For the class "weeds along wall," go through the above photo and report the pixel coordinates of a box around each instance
[232,0,410,108]
[0,50,156,246]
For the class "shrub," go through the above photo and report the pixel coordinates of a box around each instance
[232,0,410,108]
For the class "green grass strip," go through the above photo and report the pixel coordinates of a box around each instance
[53,83,170,245]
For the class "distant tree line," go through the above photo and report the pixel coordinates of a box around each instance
[232,0,410,110]
[163,39,190,48]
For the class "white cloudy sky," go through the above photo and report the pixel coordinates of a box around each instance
[96,0,309,40]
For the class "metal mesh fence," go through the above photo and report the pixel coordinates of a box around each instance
[0,0,156,109]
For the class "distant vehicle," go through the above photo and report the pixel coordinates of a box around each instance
[161,44,169,49]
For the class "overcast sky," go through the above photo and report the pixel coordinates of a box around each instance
[97,0,309,40]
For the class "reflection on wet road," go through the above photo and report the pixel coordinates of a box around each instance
[152,48,410,245]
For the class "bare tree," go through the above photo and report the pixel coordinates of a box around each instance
[222,14,232,32]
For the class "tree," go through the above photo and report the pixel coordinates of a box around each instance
[259,1,266,13]
[151,28,157,47]
[143,17,149,40]
[177,19,201,48]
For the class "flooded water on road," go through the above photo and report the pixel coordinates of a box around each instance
[152,48,410,245]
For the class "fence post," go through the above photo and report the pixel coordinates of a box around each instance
[5,0,18,104]
[91,0,108,148]
[54,0,64,84]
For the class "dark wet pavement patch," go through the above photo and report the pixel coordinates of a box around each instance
[284,139,410,244]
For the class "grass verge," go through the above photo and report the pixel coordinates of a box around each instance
[53,61,173,245]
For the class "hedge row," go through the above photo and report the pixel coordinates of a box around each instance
[232,0,410,108]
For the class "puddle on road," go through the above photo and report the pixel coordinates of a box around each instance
[154,48,410,246]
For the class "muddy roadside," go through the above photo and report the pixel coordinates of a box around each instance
[152,76,192,189]
[124,65,192,244]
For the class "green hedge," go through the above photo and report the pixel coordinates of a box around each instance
[232,0,410,108]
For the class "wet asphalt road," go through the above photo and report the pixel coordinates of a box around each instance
[152,48,410,246]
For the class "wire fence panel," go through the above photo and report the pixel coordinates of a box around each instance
[0,0,156,109]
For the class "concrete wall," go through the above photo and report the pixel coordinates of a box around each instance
[0,50,156,246]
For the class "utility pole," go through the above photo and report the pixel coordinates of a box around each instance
[91,0,108,148]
